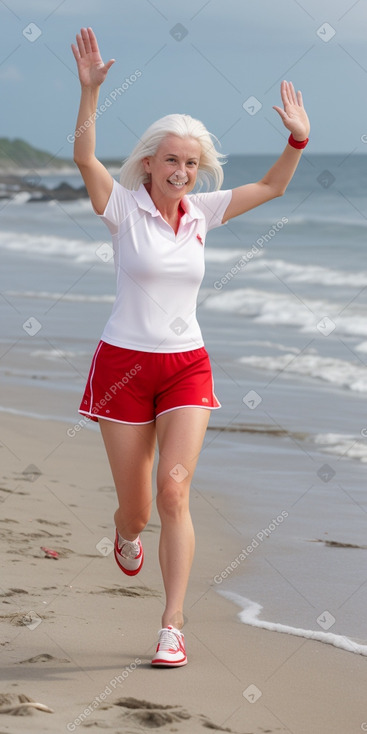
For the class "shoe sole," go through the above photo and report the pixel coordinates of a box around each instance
[151,657,187,667]
[114,546,144,576]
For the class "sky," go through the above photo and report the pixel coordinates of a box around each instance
[0,0,367,160]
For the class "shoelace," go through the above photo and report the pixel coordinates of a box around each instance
[120,539,140,559]
[158,628,181,651]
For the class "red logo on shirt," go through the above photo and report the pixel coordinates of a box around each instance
[196,234,203,245]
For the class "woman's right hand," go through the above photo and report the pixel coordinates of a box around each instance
[71,27,115,88]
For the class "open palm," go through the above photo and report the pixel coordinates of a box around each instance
[71,27,114,88]
[273,80,310,141]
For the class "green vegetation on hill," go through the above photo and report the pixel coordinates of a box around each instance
[0,137,73,169]
[0,138,122,170]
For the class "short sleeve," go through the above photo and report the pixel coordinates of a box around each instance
[189,189,232,232]
[95,179,133,234]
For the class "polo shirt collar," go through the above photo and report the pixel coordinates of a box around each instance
[130,183,205,222]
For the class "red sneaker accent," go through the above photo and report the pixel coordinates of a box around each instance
[151,626,187,667]
[114,529,144,576]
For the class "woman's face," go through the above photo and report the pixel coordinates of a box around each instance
[143,134,201,200]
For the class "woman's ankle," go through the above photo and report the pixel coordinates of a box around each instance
[162,610,184,630]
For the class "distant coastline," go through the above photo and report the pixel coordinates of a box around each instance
[0,137,122,202]
[0,136,73,171]
[1,136,367,203]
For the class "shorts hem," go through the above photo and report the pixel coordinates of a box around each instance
[155,403,221,419]
[78,410,155,425]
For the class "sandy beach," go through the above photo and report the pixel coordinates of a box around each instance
[1,0,367,726]
[1,412,366,734]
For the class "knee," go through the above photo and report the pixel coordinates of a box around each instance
[156,479,189,519]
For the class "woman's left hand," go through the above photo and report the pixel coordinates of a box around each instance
[273,80,310,141]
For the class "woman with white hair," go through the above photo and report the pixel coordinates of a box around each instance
[72,27,310,667]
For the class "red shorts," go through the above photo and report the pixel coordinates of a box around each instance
[78,341,221,424]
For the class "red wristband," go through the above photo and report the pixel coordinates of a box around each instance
[288,133,309,149]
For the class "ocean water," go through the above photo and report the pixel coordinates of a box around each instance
[1,154,366,650]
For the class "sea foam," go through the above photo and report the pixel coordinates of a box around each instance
[238,353,367,393]
[204,288,367,338]
[219,592,367,656]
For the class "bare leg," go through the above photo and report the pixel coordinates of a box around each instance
[98,419,156,540]
[155,408,210,630]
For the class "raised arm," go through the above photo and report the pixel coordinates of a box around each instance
[222,80,310,223]
[71,27,115,214]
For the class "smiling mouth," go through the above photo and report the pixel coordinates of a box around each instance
[167,179,188,187]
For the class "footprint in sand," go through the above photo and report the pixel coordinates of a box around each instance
[0,517,18,523]
[0,486,29,496]
[0,611,54,627]
[113,697,239,731]
[17,653,70,664]
[94,586,161,598]
[115,698,190,728]
[0,588,29,598]
[35,519,70,527]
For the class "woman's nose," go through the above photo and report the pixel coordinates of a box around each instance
[172,169,186,179]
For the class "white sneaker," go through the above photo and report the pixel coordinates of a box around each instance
[151,625,187,667]
[114,529,144,576]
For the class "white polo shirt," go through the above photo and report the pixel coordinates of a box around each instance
[97,179,232,352]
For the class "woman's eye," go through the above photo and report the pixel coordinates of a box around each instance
[166,159,197,165]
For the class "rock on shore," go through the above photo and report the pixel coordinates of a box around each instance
[0,174,88,202]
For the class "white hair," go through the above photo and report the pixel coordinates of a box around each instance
[119,113,227,191]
